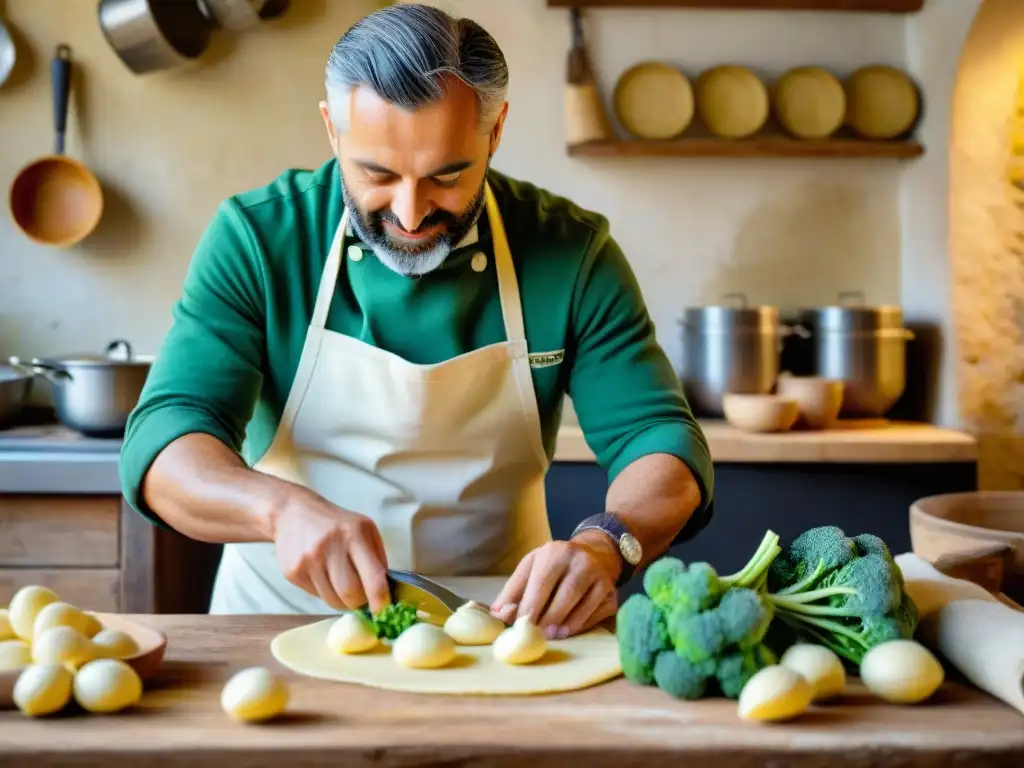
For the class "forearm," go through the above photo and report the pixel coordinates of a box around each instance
[575,453,701,579]
[141,433,291,544]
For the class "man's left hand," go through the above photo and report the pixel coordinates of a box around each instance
[490,533,622,639]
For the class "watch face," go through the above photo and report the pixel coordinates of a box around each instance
[618,533,642,565]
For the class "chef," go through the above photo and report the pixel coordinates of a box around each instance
[119,4,714,639]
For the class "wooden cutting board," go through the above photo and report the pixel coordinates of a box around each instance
[0,608,1022,767]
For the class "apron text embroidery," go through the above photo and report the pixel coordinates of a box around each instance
[528,350,565,369]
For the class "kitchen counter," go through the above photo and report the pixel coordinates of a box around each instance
[555,420,978,464]
[1,610,1021,767]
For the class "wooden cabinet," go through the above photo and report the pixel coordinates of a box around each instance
[0,496,222,614]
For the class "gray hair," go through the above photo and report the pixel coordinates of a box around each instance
[325,4,509,132]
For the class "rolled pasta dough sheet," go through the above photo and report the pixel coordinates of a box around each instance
[270,618,623,696]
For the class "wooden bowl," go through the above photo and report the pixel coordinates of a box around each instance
[776,374,845,430]
[910,492,1024,600]
[0,612,167,709]
[722,393,800,433]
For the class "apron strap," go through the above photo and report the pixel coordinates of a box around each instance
[310,207,350,331]
[485,183,527,345]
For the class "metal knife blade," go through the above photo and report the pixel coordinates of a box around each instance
[386,569,471,624]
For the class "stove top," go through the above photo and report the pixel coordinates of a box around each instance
[0,408,122,453]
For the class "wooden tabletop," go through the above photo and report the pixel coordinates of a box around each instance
[556,420,978,464]
[1,614,1022,767]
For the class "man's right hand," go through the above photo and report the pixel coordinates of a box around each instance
[271,487,392,613]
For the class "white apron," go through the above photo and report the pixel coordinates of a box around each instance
[208,183,553,614]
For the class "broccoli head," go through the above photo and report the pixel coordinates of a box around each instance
[653,651,714,700]
[715,644,777,698]
[768,525,857,595]
[767,545,918,664]
[817,553,903,615]
[616,593,670,684]
[852,533,893,561]
[667,605,727,663]
[717,587,774,650]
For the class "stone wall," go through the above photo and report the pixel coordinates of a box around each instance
[951,0,1024,489]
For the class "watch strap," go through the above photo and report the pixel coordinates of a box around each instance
[571,512,640,587]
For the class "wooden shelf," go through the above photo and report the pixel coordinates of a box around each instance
[566,137,925,159]
[547,1,924,12]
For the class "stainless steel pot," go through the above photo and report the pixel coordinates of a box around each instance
[679,294,805,416]
[8,339,153,436]
[799,292,915,417]
[0,364,32,427]
[98,0,214,75]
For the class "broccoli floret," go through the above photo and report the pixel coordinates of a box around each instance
[643,557,687,606]
[653,651,714,700]
[615,593,670,684]
[768,525,857,595]
[360,601,420,640]
[667,606,727,663]
[643,558,724,617]
[852,533,893,561]
[717,588,774,649]
[716,644,777,698]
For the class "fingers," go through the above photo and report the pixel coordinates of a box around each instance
[491,551,534,623]
[349,533,391,613]
[537,558,597,636]
[518,549,571,624]
[307,563,346,611]
[325,552,367,610]
[562,581,616,637]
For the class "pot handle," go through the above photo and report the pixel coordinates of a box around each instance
[6,356,73,384]
[838,290,865,306]
[106,338,134,360]
[780,323,812,339]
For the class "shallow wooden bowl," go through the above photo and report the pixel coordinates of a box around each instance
[910,491,1024,601]
[722,393,800,433]
[0,612,167,709]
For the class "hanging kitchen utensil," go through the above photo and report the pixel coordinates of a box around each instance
[98,0,214,75]
[9,44,104,248]
[0,4,16,89]
[202,0,267,31]
[564,7,612,147]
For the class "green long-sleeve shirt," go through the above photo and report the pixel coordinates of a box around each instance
[120,159,715,539]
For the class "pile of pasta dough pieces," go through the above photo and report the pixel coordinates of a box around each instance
[329,600,547,669]
[0,585,144,717]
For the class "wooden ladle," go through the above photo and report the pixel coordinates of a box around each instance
[9,44,103,247]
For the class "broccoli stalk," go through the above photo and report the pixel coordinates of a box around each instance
[764,539,919,665]
[720,530,782,592]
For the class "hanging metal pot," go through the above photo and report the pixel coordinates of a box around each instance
[98,0,215,75]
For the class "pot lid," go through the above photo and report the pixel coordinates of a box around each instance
[41,339,153,366]
[682,293,780,331]
[799,291,904,331]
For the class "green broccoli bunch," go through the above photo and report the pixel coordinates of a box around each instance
[764,526,919,665]
[616,525,919,700]
[358,600,420,640]
[617,530,783,700]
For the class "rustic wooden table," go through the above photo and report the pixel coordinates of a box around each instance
[1,614,1022,767]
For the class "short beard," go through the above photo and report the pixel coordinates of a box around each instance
[341,172,488,278]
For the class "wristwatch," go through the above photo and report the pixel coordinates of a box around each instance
[571,512,643,587]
